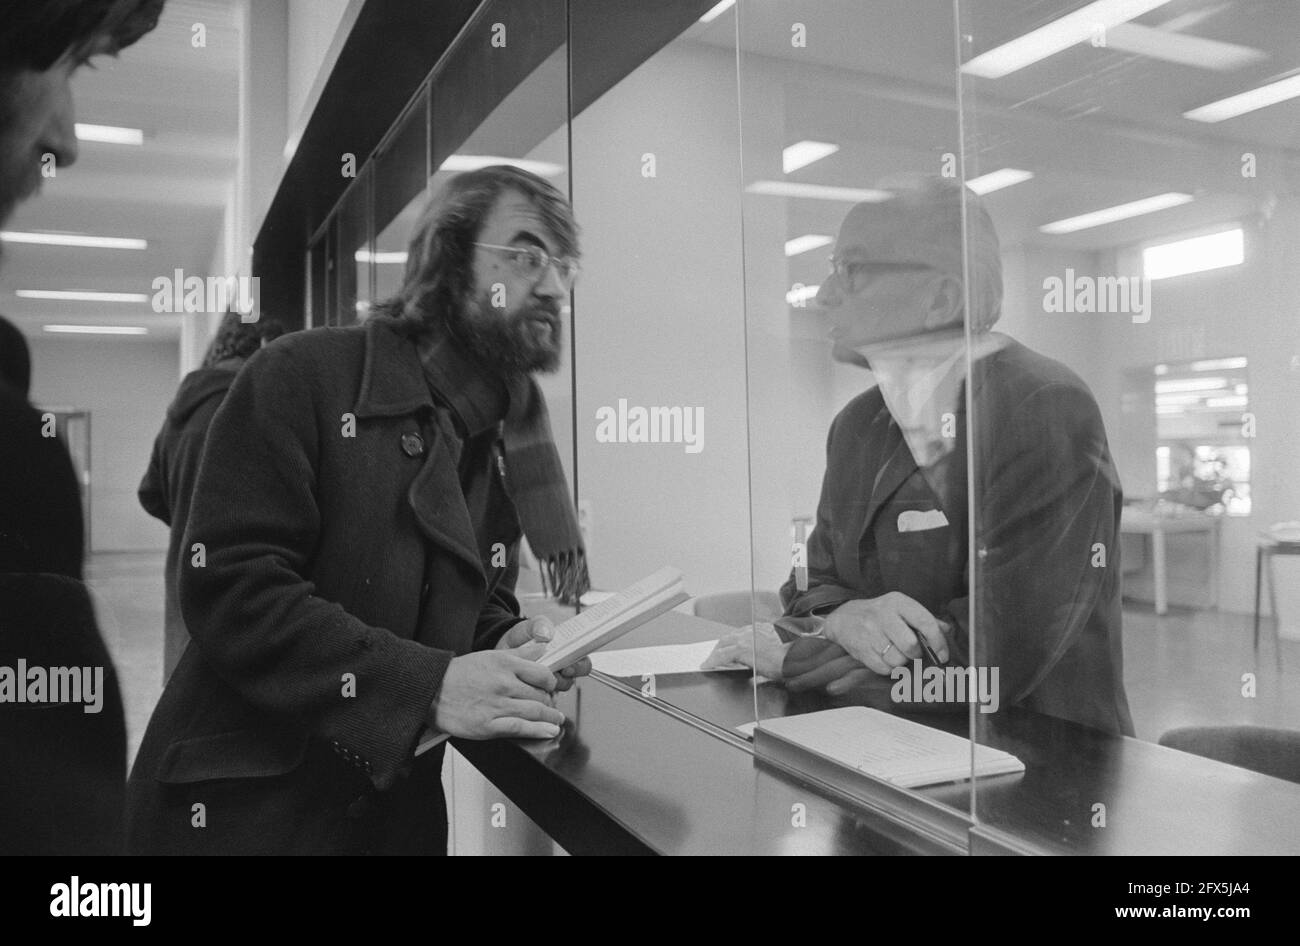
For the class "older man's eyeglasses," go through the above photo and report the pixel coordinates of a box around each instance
[828,256,932,294]
[473,243,580,289]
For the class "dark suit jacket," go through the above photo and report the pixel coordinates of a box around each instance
[780,338,1134,736]
[138,364,240,682]
[126,317,526,854]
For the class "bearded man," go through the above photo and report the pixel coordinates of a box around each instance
[127,165,593,854]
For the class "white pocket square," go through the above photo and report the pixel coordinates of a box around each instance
[897,509,949,532]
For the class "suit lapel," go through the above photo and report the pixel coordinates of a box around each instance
[859,410,920,542]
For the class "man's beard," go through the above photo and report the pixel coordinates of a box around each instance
[447,287,564,378]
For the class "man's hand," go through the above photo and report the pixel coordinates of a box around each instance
[433,640,566,740]
[703,623,792,678]
[823,592,949,676]
[495,616,590,691]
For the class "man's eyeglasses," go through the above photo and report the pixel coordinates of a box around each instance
[473,243,580,289]
[828,257,932,294]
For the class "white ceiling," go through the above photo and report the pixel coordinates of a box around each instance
[688,0,1300,289]
[1,0,240,344]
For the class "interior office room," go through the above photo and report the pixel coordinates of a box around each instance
[2,0,1299,863]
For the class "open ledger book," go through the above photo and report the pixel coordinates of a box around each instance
[414,567,688,757]
[753,706,1024,789]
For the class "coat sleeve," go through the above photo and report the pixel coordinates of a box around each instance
[474,541,524,650]
[940,381,1120,709]
[138,422,171,525]
[178,343,449,791]
[780,412,863,619]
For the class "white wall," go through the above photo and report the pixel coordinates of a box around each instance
[28,337,180,552]
[568,43,753,597]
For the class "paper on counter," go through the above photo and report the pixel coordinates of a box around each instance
[589,640,747,677]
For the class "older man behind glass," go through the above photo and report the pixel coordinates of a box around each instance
[709,176,1134,736]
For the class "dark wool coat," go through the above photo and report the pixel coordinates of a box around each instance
[127,317,525,854]
[0,573,127,855]
[0,383,84,578]
[138,364,240,682]
[781,338,1135,737]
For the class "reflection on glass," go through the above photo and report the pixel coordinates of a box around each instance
[335,165,371,326]
[959,0,1300,853]
[373,88,430,316]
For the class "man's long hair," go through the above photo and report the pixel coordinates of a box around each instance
[0,0,165,73]
[373,165,579,338]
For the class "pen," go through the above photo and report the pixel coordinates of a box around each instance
[912,626,943,666]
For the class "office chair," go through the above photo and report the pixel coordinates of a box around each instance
[1158,725,1300,785]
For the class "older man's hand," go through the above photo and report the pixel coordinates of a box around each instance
[823,593,949,676]
[702,622,792,679]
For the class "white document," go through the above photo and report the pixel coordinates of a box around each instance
[756,706,1024,788]
[589,640,746,677]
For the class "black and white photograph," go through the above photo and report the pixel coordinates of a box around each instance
[2,0,1298,894]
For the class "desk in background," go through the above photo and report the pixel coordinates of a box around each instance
[1120,506,1221,615]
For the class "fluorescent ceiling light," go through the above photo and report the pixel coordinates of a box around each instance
[698,0,735,23]
[1154,392,1206,405]
[354,249,408,264]
[16,289,150,303]
[1039,192,1193,234]
[748,180,891,203]
[1183,73,1300,123]
[74,123,144,145]
[1,230,146,250]
[1156,377,1228,394]
[44,324,148,335]
[966,168,1034,195]
[439,155,564,178]
[1205,395,1248,408]
[783,140,839,174]
[1144,228,1243,279]
[1104,23,1265,71]
[962,0,1175,79]
[1189,356,1248,371]
[785,234,833,257]
[786,284,820,306]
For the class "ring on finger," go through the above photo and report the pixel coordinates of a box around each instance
[881,641,898,660]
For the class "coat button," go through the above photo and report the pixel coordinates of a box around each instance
[401,432,425,458]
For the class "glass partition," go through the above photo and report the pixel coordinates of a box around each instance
[372,87,430,311]
[957,0,1300,854]
[565,0,756,732]
[735,0,977,841]
[334,164,372,326]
